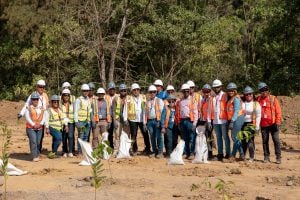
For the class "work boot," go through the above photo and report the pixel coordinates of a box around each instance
[264,157,270,163]
[217,154,224,161]
[275,158,281,164]
[156,153,163,159]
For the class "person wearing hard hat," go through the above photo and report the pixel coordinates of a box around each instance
[241,86,261,162]
[88,82,98,143]
[164,85,176,106]
[127,83,151,156]
[45,95,68,156]
[154,79,168,100]
[111,83,130,156]
[60,89,75,158]
[212,79,230,161]
[226,82,245,162]
[74,84,93,154]
[146,85,164,158]
[105,82,118,148]
[160,94,177,158]
[18,79,49,153]
[24,92,47,162]
[92,88,111,148]
[187,80,201,105]
[175,83,198,159]
[198,84,215,160]
[61,82,76,103]
[257,82,282,164]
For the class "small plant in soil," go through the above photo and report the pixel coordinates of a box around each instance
[0,122,12,200]
[237,124,256,142]
[215,178,234,200]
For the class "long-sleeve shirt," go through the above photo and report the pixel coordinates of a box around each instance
[231,97,244,122]
[112,96,128,122]
[156,90,168,100]
[44,108,68,128]
[130,95,146,123]
[19,92,49,116]
[74,96,92,123]
[25,105,46,127]
[258,95,282,127]
[242,101,262,130]
[179,96,198,127]
[213,91,227,125]
[146,97,164,119]
[160,107,176,129]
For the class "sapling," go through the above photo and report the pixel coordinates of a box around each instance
[0,122,12,200]
[215,178,234,200]
[237,124,256,142]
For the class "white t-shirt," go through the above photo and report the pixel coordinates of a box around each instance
[213,91,227,125]
[242,101,262,130]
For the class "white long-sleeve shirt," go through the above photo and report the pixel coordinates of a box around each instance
[44,108,68,128]
[146,97,164,119]
[213,91,227,125]
[19,92,49,116]
[130,95,146,123]
[25,105,46,127]
[74,96,92,123]
[242,101,262,131]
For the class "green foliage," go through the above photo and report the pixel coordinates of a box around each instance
[215,179,234,200]
[237,124,256,142]
[0,122,12,200]
[47,152,56,159]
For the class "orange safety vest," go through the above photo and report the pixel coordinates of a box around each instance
[257,95,281,126]
[175,97,195,125]
[226,96,244,121]
[199,96,214,121]
[26,106,44,129]
[90,95,99,122]
[146,98,161,121]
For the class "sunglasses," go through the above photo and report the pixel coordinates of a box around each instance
[213,86,221,89]
[167,90,174,93]
[32,99,39,101]
[82,90,89,92]
[259,88,269,92]
[245,93,252,96]
[168,100,176,103]
[52,101,59,103]
[183,90,190,93]
[227,90,235,93]
[120,90,127,92]
[63,94,70,96]
[37,85,45,88]
[149,91,156,94]
[132,89,139,91]
[202,90,211,93]
[190,87,195,89]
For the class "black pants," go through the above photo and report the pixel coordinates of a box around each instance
[261,124,281,159]
[39,126,45,152]
[172,125,179,150]
[241,122,255,159]
[205,122,214,158]
[129,121,151,153]
[108,120,114,148]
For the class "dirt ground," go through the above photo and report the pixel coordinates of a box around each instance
[0,96,299,200]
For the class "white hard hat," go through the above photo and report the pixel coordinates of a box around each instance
[186,80,195,87]
[37,80,46,86]
[166,85,175,91]
[212,79,222,88]
[96,88,106,94]
[62,88,71,94]
[81,84,90,91]
[62,82,71,88]
[131,83,140,91]
[153,79,163,86]
[181,83,190,91]
[148,85,157,92]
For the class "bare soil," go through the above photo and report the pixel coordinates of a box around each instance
[0,96,299,200]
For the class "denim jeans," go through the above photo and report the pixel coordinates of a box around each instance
[172,125,179,149]
[241,122,255,159]
[164,127,173,156]
[179,119,195,157]
[62,123,75,153]
[129,121,151,153]
[147,119,163,154]
[214,123,230,157]
[49,127,62,153]
[26,128,42,159]
[231,115,245,157]
[261,124,281,159]
[77,121,91,153]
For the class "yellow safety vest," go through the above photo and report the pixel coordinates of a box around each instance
[78,96,91,122]
[127,94,146,121]
[48,107,64,131]
[61,102,74,123]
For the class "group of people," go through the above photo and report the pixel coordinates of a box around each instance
[18,78,282,164]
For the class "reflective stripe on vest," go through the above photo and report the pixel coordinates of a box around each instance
[226,96,244,121]
[90,96,98,122]
[127,95,146,121]
[219,94,227,120]
[115,96,127,120]
[78,97,91,122]
[257,95,276,124]
[175,97,195,122]
[146,98,161,121]
[61,102,74,123]
[26,106,44,128]
[48,108,63,131]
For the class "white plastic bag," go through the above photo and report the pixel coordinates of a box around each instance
[78,138,96,166]
[192,126,209,164]
[116,131,132,159]
[168,140,185,165]
[101,132,110,160]
[0,159,27,176]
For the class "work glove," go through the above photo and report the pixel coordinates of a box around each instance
[156,121,161,129]
[107,122,111,130]
[228,121,234,130]
[75,122,81,129]
[17,114,22,119]
[143,124,148,133]
[124,120,129,126]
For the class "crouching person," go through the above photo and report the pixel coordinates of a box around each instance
[45,95,68,156]
[161,94,177,158]
[25,92,46,162]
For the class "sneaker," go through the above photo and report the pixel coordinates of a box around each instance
[228,157,236,163]
[132,151,138,156]
[33,157,40,162]
[156,154,163,159]
[224,154,230,159]
[149,153,156,158]
[63,153,67,158]
[275,159,281,164]
[249,158,254,163]
[68,153,74,157]
[264,157,271,163]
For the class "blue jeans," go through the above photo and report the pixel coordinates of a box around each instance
[77,121,91,153]
[49,127,62,153]
[26,128,42,159]
[231,115,245,157]
[62,123,75,153]
[214,123,231,157]
[147,119,163,154]
[164,128,173,156]
[179,119,195,157]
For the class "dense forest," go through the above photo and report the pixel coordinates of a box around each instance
[0,0,299,100]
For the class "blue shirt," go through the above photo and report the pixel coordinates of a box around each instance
[232,97,241,122]
[156,91,168,100]
[160,107,176,129]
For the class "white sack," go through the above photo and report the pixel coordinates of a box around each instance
[0,159,27,176]
[192,126,209,164]
[101,132,110,160]
[116,131,132,159]
[168,140,185,165]
[78,138,96,166]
